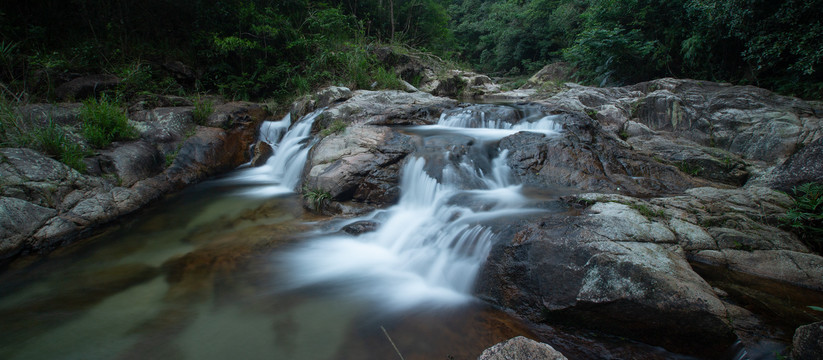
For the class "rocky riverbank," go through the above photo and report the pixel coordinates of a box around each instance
[280,76,822,357]
[1,66,821,358]
[1,99,268,264]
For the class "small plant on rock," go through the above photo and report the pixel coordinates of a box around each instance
[303,186,332,210]
[677,161,703,176]
[782,182,823,253]
[320,119,347,137]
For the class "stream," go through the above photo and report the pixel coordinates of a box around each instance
[0,103,814,359]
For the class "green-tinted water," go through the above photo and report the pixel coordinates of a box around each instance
[0,179,539,360]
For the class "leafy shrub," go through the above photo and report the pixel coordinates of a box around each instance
[192,97,214,125]
[782,182,823,252]
[30,120,87,172]
[372,67,405,90]
[80,96,137,148]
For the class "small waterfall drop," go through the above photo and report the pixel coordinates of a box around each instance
[229,110,322,196]
[282,104,558,311]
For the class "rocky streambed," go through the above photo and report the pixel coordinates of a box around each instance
[1,77,822,359]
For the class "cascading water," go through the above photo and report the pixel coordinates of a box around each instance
[281,104,561,311]
[229,109,322,196]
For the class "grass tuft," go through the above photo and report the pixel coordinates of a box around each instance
[192,97,214,125]
[80,95,138,148]
[303,186,332,210]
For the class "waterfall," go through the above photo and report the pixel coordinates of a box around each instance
[281,104,557,311]
[229,110,322,196]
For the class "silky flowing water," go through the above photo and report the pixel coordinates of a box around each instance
[0,104,810,359]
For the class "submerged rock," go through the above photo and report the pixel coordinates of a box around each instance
[477,336,567,360]
[341,220,379,235]
[250,141,273,167]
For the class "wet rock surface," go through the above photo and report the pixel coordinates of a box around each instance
[500,113,708,197]
[3,74,823,358]
[0,99,270,264]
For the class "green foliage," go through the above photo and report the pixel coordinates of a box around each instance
[80,96,137,149]
[320,120,348,137]
[2,0,821,101]
[782,183,823,252]
[809,306,823,312]
[564,27,664,86]
[192,97,214,125]
[629,203,666,219]
[1,95,87,171]
[31,121,87,172]
[677,161,703,176]
[0,94,29,147]
[372,67,405,90]
[303,186,332,210]
[114,62,185,99]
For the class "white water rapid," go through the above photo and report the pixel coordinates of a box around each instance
[280,104,561,311]
[229,110,322,196]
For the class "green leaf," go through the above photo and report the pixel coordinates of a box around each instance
[808,306,823,312]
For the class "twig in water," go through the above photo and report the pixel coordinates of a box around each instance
[381,325,405,360]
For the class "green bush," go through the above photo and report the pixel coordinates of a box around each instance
[30,121,87,172]
[783,182,823,252]
[372,66,405,90]
[80,96,137,148]
[192,97,214,125]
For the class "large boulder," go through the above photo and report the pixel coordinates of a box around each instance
[477,203,737,356]
[566,187,823,291]
[0,148,108,211]
[97,140,165,187]
[792,321,823,360]
[769,136,823,192]
[524,62,573,89]
[310,89,456,130]
[500,112,707,197]
[540,78,822,166]
[303,125,415,206]
[626,135,749,186]
[0,197,57,260]
[55,74,120,101]
[130,107,196,156]
[477,336,567,360]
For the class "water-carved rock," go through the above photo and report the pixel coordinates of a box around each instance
[477,336,568,360]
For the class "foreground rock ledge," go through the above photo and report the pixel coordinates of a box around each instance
[0,101,267,264]
[477,336,568,360]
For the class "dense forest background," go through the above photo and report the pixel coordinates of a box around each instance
[1,0,822,101]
